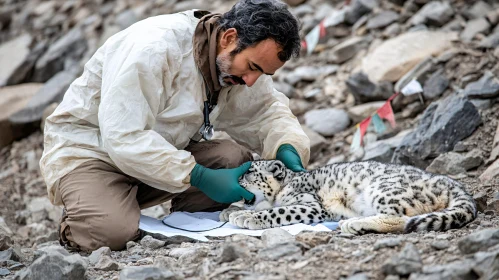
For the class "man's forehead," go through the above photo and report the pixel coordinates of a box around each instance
[245,39,285,74]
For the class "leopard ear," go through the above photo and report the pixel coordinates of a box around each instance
[268,160,286,181]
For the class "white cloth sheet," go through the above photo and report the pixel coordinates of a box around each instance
[139,211,339,242]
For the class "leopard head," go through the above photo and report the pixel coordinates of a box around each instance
[239,160,294,211]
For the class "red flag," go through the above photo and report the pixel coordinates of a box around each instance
[377,101,396,128]
[359,116,371,145]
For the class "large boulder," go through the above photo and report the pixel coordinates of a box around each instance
[14,249,87,280]
[0,84,43,148]
[393,95,481,168]
[0,34,34,86]
[33,26,87,82]
[362,31,457,82]
[9,71,76,124]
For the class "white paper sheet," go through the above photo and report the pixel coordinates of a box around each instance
[139,211,339,242]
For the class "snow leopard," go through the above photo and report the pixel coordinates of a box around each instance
[220,160,477,234]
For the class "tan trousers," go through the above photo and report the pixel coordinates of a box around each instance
[58,139,253,251]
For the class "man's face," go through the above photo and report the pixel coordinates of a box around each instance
[216,29,285,87]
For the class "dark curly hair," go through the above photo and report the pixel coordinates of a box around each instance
[219,0,301,62]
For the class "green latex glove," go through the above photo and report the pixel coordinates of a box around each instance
[190,162,255,204]
[276,144,306,172]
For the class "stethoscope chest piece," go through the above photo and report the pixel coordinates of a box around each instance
[200,101,214,141]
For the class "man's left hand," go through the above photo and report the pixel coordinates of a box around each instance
[276,144,306,172]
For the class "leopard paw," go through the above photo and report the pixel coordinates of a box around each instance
[340,218,364,235]
[219,206,243,222]
[228,210,264,230]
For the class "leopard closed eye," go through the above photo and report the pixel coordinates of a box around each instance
[220,160,477,234]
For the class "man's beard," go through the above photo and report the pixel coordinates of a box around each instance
[216,52,245,87]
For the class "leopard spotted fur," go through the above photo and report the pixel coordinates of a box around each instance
[220,160,477,234]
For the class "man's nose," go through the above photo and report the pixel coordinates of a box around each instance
[242,72,262,87]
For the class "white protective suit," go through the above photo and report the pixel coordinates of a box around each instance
[40,10,311,205]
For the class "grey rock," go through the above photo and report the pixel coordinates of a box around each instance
[34,26,87,82]
[33,245,70,261]
[430,240,450,250]
[394,57,434,93]
[120,266,180,280]
[382,243,422,276]
[0,233,12,250]
[473,192,488,213]
[345,72,393,103]
[177,247,208,266]
[169,247,197,258]
[0,34,33,86]
[346,273,369,280]
[295,232,332,247]
[458,228,499,254]
[408,24,428,33]
[14,250,87,280]
[383,23,401,37]
[479,32,499,49]
[0,217,13,237]
[261,228,295,248]
[273,81,296,98]
[9,71,76,124]
[304,108,350,137]
[34,230,59,245]
[94,255,119,271]
[115,9,138,30]
[410,1,454,27]
[408,260,476,280]
[486,199,499,213]
[0,247,24,262]
[328,37,368,64]
[173,0,211,13]
[289,99,312,116]
[291,4,314,17]
[367,11,399,30]
[463,1,492,20]
[394,95,481,168]
[374,237,403,250]
[480,158,499,183]
[423,69,449,99]
[346,0,378,25]
[140,235,166,250]
[126,241,137,250]
[284,65,338,85]
[472,249,499,279]
[0,268,9,276]
[88,246,111,265]
[153,256,177,270]
[426,150,483,175]
[470,99,492,110]
[348,101,386,123]
[218,242,251,263]
[301,125,327,161]
[461,17,491,42]
[463,71,499,99]
[258,242,302,261]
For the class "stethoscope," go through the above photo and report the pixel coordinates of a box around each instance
[199,100,214,141]
[198,83,215,141]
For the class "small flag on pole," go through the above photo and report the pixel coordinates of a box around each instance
[349,80,423,152]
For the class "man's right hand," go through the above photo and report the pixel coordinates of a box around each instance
[190,162,255,204]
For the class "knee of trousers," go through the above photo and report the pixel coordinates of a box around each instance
[81,212,140,251]
[213,139,253,168]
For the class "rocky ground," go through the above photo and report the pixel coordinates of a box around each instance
[2,0,499,279]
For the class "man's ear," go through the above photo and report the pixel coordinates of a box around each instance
[220,28,238,49]
[268,160,286,181]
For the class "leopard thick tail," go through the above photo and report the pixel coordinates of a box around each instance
[404,188,477,233]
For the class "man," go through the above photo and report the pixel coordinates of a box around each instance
[40,0,310,251]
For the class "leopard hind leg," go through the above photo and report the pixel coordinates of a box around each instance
[340,214,410,235]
